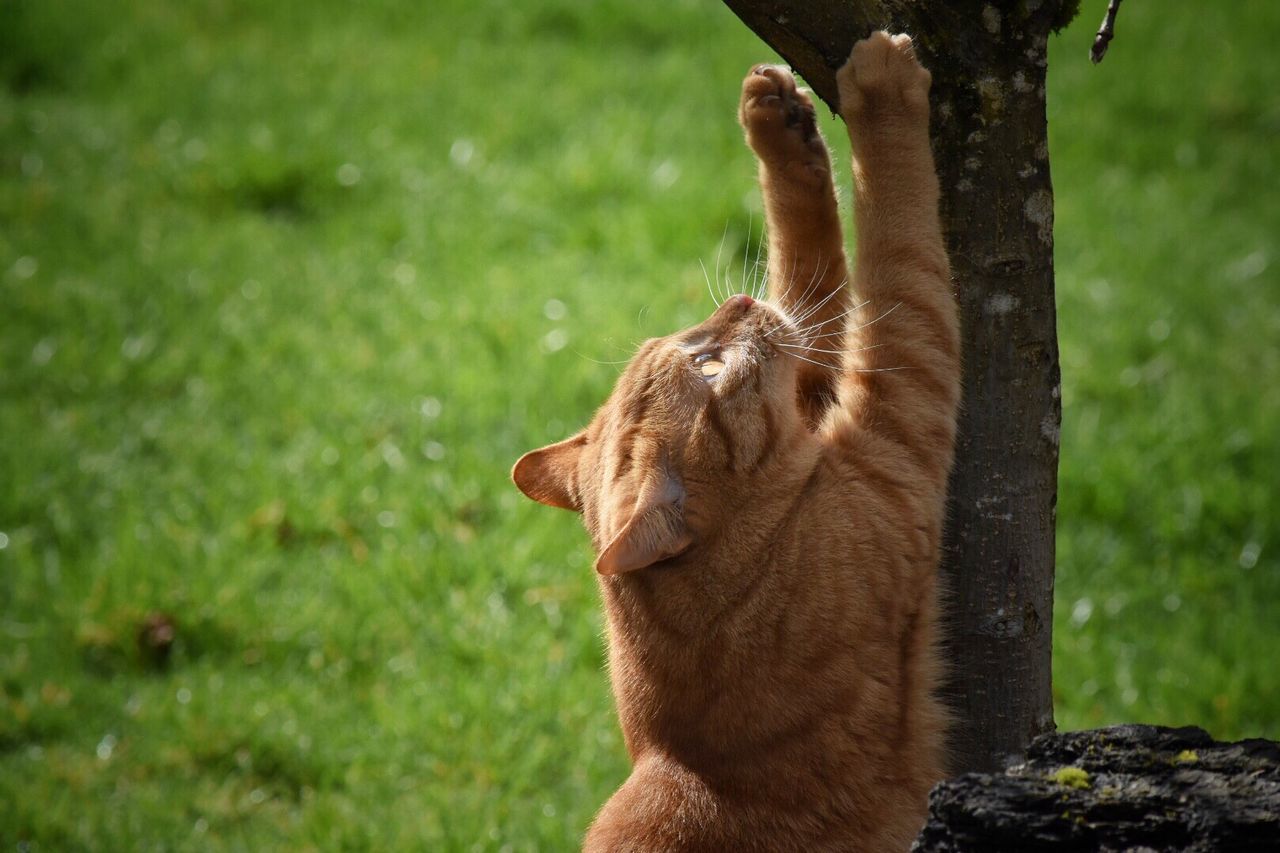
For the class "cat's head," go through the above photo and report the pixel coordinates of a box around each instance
[513,294,810,575]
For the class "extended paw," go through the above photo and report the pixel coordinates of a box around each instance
[836,32,931,123]
[739,65,829,170]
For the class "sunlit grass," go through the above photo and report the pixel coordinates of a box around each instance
[1,0,1277,848]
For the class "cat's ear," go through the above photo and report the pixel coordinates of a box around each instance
[595,471,692,575]
[512,432,587,511]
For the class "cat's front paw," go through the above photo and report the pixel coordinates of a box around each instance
[836,32,931,129]
[739,65,829,173]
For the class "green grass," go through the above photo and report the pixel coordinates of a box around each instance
[1,0,1277,848]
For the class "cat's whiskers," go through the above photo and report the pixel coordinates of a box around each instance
[766,253,799,310]
[793,268,844,318]
[714,220,732,305]
[575,351,634,367]
[847,301,903,334]
[754,230,772,301]
[699,258,722,308]
[767,275,847,338]
[779,341,909,374]
[783,253,829,318]
[783,302,909,372]
[776,342,886,357]
[766,252,814,318]
[786,276,845,329]
[800,296,867,329]
[763,266,822,337]
[790,297,871,342]
[778,348,830,368]
[738,212,754,299]
[750,231,769,302]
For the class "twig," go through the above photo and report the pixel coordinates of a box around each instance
[1090,0,1124,64]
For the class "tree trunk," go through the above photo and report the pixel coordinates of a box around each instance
[722,0,1075,774]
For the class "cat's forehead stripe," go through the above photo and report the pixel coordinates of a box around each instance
[620,369,655,426]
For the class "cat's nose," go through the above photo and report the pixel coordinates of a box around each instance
[703,293,755,328]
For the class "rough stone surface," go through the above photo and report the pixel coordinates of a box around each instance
[913,725,1280,852]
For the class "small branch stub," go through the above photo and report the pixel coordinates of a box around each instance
[1090,0,1124,64]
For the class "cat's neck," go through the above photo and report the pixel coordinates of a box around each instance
[601,444,820,634]
[596,447,827,762]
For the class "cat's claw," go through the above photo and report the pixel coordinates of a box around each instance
[739,64,828,170]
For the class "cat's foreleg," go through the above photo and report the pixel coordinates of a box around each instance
[739,65,850,422]
[831,33,960,483]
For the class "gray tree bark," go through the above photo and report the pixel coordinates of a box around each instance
[722,0,1077,774]
[915,725,1280,851]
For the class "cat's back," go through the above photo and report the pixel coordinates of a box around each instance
[587,445,948,852]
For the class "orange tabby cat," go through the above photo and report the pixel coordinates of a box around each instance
[513,32,959,852]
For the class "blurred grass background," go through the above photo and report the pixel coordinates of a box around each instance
[1,0,1277,848]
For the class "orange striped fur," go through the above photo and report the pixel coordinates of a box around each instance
[513,33,960,852]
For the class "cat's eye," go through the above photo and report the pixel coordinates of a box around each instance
[693,352,725,378]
